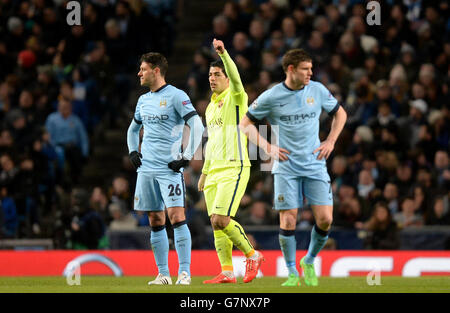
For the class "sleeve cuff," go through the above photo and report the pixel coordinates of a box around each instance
[328,103,340,116]
[246,111,261,123]
[134,117,142,124]
[183,111,198,122]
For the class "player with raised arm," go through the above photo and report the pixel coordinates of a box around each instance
[199,39,264,284]
[127,52,204,285]
[239,49,347,287]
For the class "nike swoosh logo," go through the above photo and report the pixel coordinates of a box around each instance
[280,103,288,107]
[216,206,224,209]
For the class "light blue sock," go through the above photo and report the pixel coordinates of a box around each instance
[173,222,192,276]
[279,229,299,277]
[150,226,170,276]
[305,225,329,264]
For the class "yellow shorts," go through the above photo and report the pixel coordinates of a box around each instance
[204,166,250,217]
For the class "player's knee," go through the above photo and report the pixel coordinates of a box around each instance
[168,211,186,225]
[280,212,297,229]
[317,216,333,231]
[211,214,229,230]
[148,213,165,227]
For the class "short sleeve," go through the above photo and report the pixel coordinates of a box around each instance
[246,91,272,122]
[134,96,143,124]
[317,82,339,115]
[174,89,198,122]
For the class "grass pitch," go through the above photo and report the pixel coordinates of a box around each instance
[0,276,449,293]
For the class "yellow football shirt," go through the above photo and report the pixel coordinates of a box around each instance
[202,50,251,174]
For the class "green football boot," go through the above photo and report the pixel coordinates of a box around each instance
[300,257,318,286]
[281,273,301,287]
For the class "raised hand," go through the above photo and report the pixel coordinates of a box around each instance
[213,38,225,54]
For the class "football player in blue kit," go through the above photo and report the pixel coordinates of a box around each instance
[239,49,347,286]
[127,52,204,285]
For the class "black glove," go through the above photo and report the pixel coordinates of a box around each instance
[168,157,189,172]
[129,151,142,170]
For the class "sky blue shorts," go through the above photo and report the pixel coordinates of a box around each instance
[133,171,185,211]
[273,174,333,210]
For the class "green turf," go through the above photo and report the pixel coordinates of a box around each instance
[0,276,449,293]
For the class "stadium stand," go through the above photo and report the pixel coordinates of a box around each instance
[0,0,448,250]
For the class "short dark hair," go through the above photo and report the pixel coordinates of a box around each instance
[140,52,168,77]
[210,60,227,78]
[281,49,312,72]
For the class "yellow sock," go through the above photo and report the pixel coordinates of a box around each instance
[214,230,234,272]
[222,219,254,257]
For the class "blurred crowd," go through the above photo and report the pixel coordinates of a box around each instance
[183,0,450,249]
[0,0,179,246]
[0,0,449,251]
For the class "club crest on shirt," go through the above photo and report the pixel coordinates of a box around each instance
[134,196,139,201]
[251,99,258,110]
[218,99,224,108]
[160,99,167,107]
[306,97,314,106]
[278,194,284,202]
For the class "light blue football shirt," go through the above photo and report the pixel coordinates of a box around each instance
[247,80,339,178]
[133,84,198,173]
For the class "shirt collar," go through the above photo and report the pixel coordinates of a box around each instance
[282,82,305,92]
[152,84,169,93]
[211,87,229,102]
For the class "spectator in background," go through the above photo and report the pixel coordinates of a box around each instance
[31,130,57,215]
[183,159,204,206]
[222,0,251,34]
[60,25,87,66]
[303,30,329,70]
[15,156,41,236]
[433,150,450,192]
[280,16,300,49]
[108,202,137,230]
[412,184,431,215]
[393,162,414,198]
[327,53,352,97]
[83,2,106,42]
[357,169,376,201]
[6,109,36,154]
[239,200,274,226]
[330,155,352,195]
[334,197,364,229]
[425,196,450,226]
[45,96,89,187]
[397,99,428,149]
[0,129,16,156]
[382,182,400,215]
[0,186,18,238]
[394,196,424,228]
[109,175,132,212]
[295,206,313,229]
[68,188,106,249]
[248,18,267,66]
[356,202,400,250]
[230,32,255,82]
[186,49,213,100]
[202,14,233,52]
[336,31,365,69]
[264,30,287,61]
[0,154,19,197]
[90,186,111,226]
